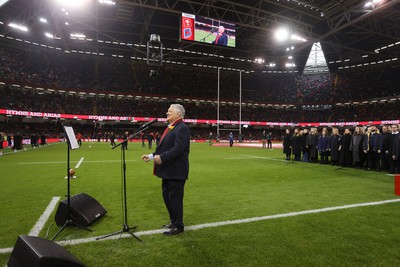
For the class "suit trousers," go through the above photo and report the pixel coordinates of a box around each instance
[162,179,186,229]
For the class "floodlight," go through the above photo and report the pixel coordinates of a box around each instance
[275,27,289,42]
[0,0,9,7]
[290,34,307,42]
[44,32,54,38]
[39,17,47,23]
[56,0,89,7]
[70,33,86,38]
[8,23,28,32]
[99,0,116,5]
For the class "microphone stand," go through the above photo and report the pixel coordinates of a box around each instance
[201,31,216,42]
[96,124,152,242]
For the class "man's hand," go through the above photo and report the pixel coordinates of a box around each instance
[141,155,150,162]
[154,155,162,165]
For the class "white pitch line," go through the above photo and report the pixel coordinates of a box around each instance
[75,157,84,169]
[29,197,61,237]
[224,154,285,162]
[1,198,399,253]
[18,160,136,165]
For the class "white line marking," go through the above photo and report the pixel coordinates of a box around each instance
[75,157,84,169]
[0,247,12,253]
[224,154,285,162]
[18,160,136,165]
[29,197,60,237]
[1,198,399,253]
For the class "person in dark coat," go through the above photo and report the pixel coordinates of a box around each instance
[329,128,341,165]
[388,124,400,174]
[380,125,390,172]
[0,131,3,156]
[283,129,292,160]
[148,132,155,149]
[306,127,319,163]
[142,104,190,236]
[110,132,116,146]
[292,129,301,161]
[339,128,353,167]
[392,126,400,174]
[350,126,364,169]
[318,128,330,164]
[266,132,273,149]
[300,128,309,162]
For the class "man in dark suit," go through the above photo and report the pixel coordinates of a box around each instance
[142,104,190,236]
[211,26,228,46]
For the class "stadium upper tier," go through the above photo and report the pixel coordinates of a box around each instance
[0,45,399,106]
[1,85,399,123]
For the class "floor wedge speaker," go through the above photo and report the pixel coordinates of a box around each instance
[55,193,107,226]
[7,235,85,267]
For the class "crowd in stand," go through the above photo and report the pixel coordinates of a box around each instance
[282,125,400,174]
[1,43,400,155]
[1,45,399,105]
[1,86,399,123]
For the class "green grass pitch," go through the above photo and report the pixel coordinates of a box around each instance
[1,142,400,266]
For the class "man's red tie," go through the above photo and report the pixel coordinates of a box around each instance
[159,127,170,144]
[215,34,220,44]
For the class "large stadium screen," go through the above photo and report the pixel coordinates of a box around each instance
[181,13,236,48]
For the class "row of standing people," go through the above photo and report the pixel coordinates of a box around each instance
[283,124,400,174]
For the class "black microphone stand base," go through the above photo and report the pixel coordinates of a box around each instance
[96,224,142,242]
[51,219,92,242]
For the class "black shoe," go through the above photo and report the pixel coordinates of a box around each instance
[163,227,184,236]
[161,223,173,229]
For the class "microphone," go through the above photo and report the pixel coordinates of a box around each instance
[138,118,158,130]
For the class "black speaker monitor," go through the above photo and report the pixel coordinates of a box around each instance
[55,193,107,227]
[7,235,85,267]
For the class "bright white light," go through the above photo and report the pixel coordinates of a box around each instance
[365,2,373,7]
[56,0,89,7]
[70,33,86,38]
[291,34,307,42]
[255,58,265,64]
[269,63,276,67]
[39,17,47,23]
[285,63,296,67]
[65,22,69,25]
[275,27,290,42]
[0,0,9,7]
[44,32,54,39]
[99,0,116,5]
[8,23,28,32]
[373,0,383,3]
[288,56,293,59]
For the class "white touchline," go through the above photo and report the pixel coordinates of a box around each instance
[224,154,285,162]
[29,197,61,237]
[18,160,136,165]
[75,157,84,169]
[1,198,399,253]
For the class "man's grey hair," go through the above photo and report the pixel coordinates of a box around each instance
[170,104,185,118]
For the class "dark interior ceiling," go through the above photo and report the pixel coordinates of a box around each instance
[0,0,399,73]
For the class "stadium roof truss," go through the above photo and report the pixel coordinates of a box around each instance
[0,0,399,73]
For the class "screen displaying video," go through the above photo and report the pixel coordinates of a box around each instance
[181,13,236,48]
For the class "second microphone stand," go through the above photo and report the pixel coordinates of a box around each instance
[96,125,151,242]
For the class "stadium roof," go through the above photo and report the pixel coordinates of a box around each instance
[0,0,399,73]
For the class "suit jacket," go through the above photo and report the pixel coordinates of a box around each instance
[153,120,190,180]
[212,33,228,46]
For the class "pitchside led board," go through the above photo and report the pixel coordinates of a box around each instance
[181,13,236,48]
